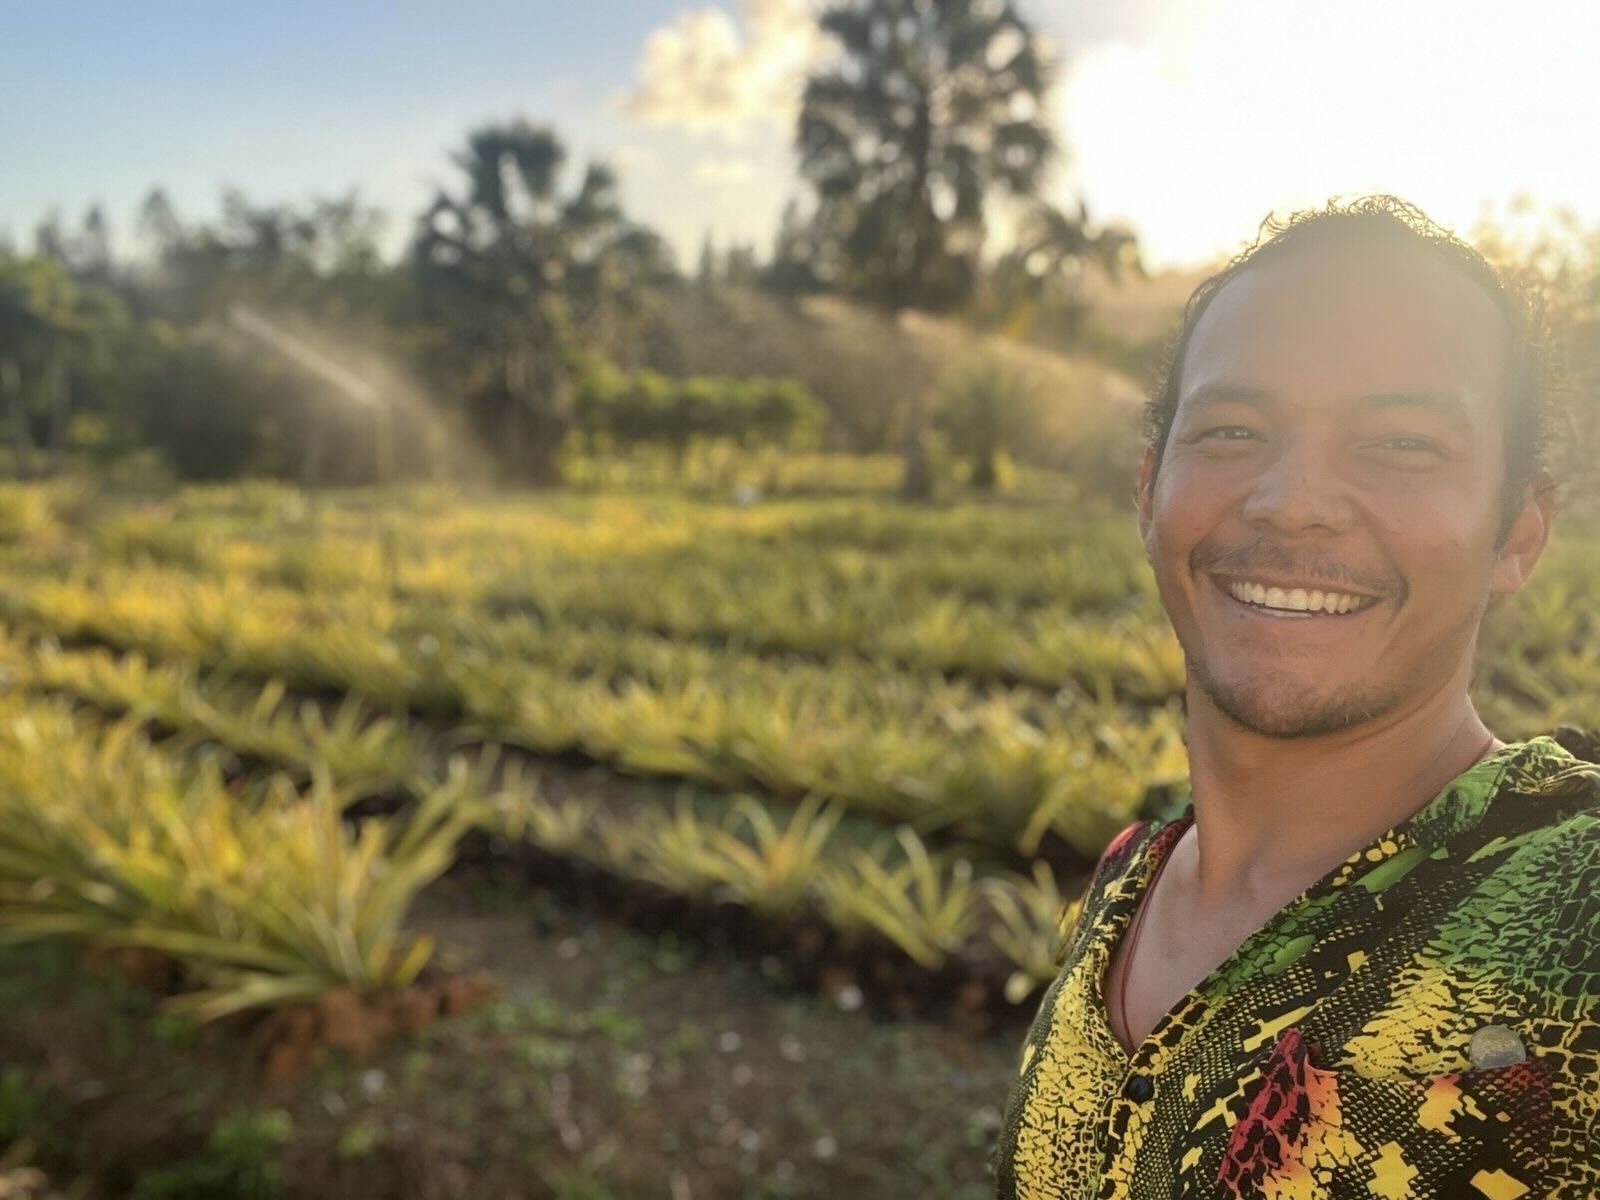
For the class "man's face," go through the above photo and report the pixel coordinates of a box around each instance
[1139,242,1550,738]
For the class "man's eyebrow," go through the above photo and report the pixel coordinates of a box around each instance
[1178,386,1477,428]
[1176,383,1277,412]
[1355,391,1475,428]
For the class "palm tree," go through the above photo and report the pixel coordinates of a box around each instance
[413,121,660,483]
[797,0,1055,497]
[985,199,1142,342]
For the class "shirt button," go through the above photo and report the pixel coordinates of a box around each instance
[1469,1024,1527,1069]
[1123,1073,1154,1102]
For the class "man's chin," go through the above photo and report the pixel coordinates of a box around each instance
[1193,672,1397,740]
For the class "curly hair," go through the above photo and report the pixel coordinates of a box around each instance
[1143,196,1551,536]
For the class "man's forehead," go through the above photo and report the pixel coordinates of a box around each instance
[1180,241,1509,404]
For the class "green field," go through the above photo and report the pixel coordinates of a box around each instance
[1,469,1595,1198]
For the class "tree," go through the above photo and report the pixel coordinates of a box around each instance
[980,198,1142,343]
[131,186,395,329]
[413,120,670,483]
[765,199,829,298]
[0,255,68,475]
[138,188,183,252]
[0,252,133,475]
[796,0,1055,496]
[934,354,1031,490]
[697,232,717,293]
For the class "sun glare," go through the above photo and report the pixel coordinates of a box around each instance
[1058,0,1600,268]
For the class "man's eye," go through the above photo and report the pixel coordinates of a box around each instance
[1199,426,1258,441]
[1374,436,1443,455]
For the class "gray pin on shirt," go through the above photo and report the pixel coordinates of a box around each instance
[1468,1024,1527,1069]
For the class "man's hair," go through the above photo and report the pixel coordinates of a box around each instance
[1143,196,1551,535]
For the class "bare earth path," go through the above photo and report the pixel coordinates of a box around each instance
[0,871,1028,1200]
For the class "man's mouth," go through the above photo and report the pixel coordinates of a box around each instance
[1220,576,1382,616]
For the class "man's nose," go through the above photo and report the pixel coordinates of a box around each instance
[1239,437,1354,535]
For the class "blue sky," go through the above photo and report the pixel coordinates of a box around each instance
[7,1,1599,270]
[3,3,690,252]
[1,1,1170,264]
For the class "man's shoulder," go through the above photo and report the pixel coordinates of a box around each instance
[1500,728,1600,803]
[1086,814,1182,892]
[1054,818,1167,962]
[1485,731,1600,844]
[1098,817,1159,870]
[1443,738,1600,970]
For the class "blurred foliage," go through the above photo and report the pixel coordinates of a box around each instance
[2,10,1153,503]
[933,354,1037,489]
[788,0,1053,313]
[0,689,483,1021]
[971,200,1144,348]
[0,479,1593,1117]
[775,0,1145,498]
[573,365,825,462]
[133,1109,292,1200]
[1475,202,1600,508]
[411,120,675,483]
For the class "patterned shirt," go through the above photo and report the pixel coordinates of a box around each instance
[994,736,1600,1199]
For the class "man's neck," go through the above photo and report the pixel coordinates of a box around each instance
[1180,683,1495,908]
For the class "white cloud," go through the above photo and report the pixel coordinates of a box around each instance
[610,144,664,173]
[621,0,829,138]
[694,157,758,184]
[1056,0,1600,268]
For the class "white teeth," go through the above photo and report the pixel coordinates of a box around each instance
[1227,579,1370,614]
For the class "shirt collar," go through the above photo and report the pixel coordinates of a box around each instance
[1405,735,1578,848]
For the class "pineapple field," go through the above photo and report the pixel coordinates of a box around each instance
[1,465,1595,1199]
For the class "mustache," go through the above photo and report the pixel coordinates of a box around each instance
[1192,540,1397,597]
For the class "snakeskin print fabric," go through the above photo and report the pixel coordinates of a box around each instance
[993,737,1600,1199]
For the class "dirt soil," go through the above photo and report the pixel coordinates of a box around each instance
[0,872,1033,1200]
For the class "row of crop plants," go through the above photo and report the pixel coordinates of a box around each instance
[30,543,1185,702]
[0,636,1086,1025]
[12,612,1590,1040]
[0,563,1189,858]
[3,550,1593,869]
[0,689,479,1023]
[40,486,1600,730]
[71,495,1176,696]
[86,486,1150,610]
[1,483,1593,1060]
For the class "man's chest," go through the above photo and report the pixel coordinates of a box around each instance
[1004,931,1565,1200]
[1109,884,1288,1053]
[996,837,1599,1200]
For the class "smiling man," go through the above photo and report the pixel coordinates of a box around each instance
[994,198,1599,1199]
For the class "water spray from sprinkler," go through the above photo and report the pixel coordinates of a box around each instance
[228,306,380,408]
[228,304,399,591]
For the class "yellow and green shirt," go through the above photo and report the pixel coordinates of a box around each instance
[994,736,1600,1199]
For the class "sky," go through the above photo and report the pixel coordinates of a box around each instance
[5,1,1600,271]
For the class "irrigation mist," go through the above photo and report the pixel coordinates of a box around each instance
[225,303,497,486]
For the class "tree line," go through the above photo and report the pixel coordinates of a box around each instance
[2,0,1146,493]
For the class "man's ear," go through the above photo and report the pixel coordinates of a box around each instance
[1491,474,1555,597]
[1137,447,1157,555]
